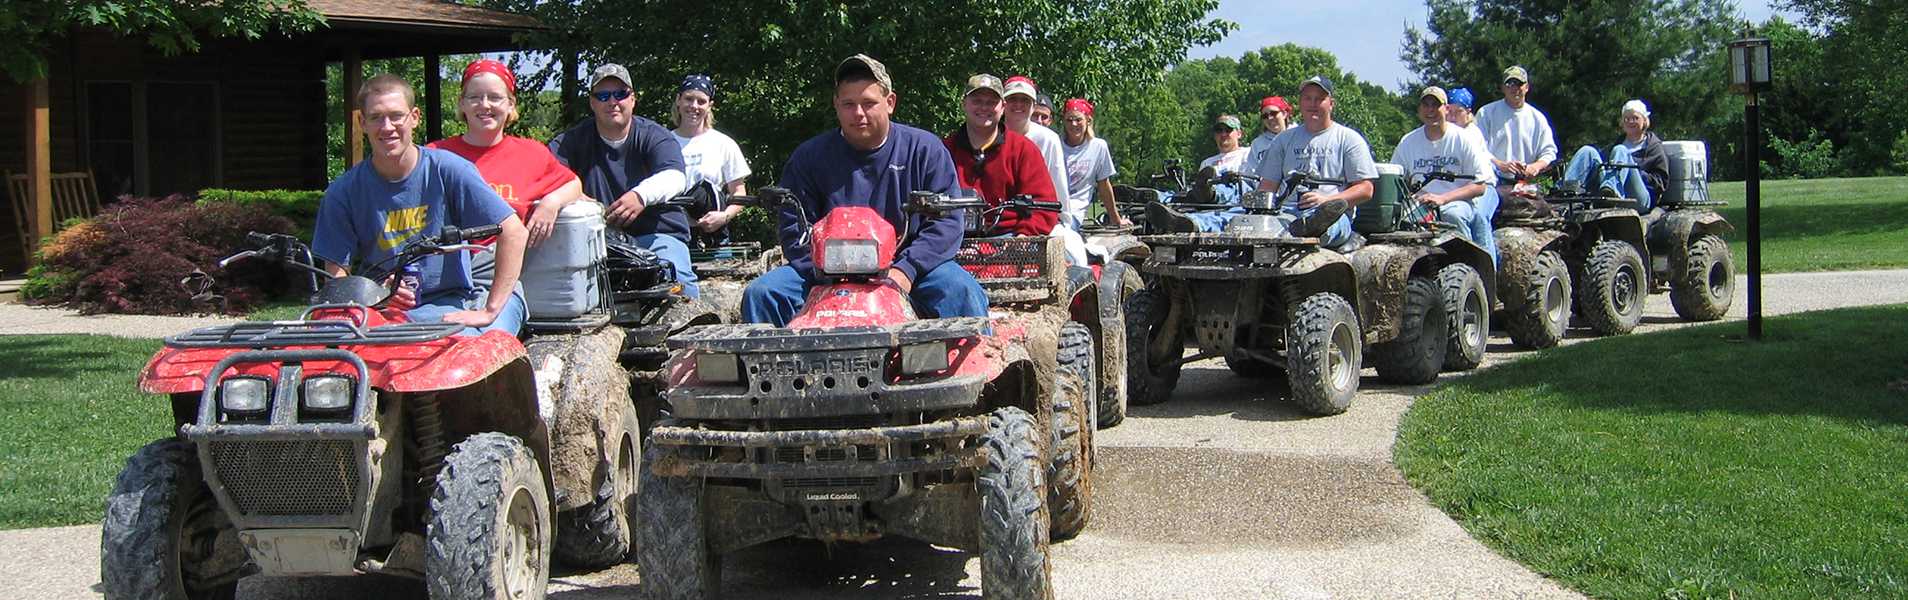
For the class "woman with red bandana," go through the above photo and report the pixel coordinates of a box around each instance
[1059,98,1121,226]
[428,59,583,248]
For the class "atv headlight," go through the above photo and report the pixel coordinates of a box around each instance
[219,377,271,414]
[819,238,881,276]
[899,342,949,375]
[301,376,354,411]
[695,353,742,384]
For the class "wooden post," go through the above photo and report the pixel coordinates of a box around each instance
[425,54,442,142]
[343,48,364,168]
[25,77,52,262]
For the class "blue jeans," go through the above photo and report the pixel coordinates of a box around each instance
[409,288,527,336]
[1465,186,1495,263]
[616,231,700,298]
[740,261,990,327]
[1565,145,1652,211]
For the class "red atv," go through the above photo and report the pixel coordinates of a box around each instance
[637,188,1087,600]
[102,224,611,600]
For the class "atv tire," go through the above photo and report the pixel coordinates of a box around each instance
[1582,240,1646,336]
[1050,322,1095,541]
[636,433,720,600]
[1506,250,1571,350]
[1670,234,1733,322]
[101,439,241,600]
[555,400,642,569]
[1285,292,1362,415]
[1096,262,1143,428]
[1371,276,1450,385]
[426,433,552,600]
[977,407,1053,600]
[1439,263,1489,371]
[1125,286,1182,406]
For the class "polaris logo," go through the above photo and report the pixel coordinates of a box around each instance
[1189,248,1242,263]
[767,355,875,377]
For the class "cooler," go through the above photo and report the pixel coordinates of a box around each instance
[522,201,606,319]
[1661,141,1711,205]
[1354,163,1407,234]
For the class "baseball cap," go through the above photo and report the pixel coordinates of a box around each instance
[1260,96,1291,114]
[963,74,1004,99]
[1300,75,1335,97]
[1214,115,1242,131]
[1419,86,1448,104]
[1448,87,1475,109]
[836,54,893,91]
[1036,93,1054,109]
[1003,76,1038,99]
[1502,65,1529,84]
[591,63,633,89]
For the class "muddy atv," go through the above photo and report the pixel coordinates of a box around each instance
[636,189,1084,600]
[1348,167,1498,373]
[105,225,580,600]
[1493,166,1651,348]
[1076,220,1148,428]
[1132,170,1454,415]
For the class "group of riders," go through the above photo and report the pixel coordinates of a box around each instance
[318,55,1673,334]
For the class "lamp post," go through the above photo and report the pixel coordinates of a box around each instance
[1730,35,1772,340]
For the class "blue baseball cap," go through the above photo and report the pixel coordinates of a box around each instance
[1448,87,1475,109]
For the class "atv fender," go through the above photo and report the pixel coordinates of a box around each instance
[1348,244,1439,344]
[1085,261,1139,419]
[1276,247,1359,309]
[1585,212,1650,267]
[1495,227,1568,312]
[526,327,632,511]
[1649,209,1735,273]
[138,330,529,395]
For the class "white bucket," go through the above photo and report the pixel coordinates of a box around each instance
[522,201,606,319]
[1661,141,1710,204]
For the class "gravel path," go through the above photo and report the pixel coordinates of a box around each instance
[8,269,1907,599]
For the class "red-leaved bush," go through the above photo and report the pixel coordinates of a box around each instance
[26,194,297,315]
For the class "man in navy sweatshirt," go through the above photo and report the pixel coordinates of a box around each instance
[740,54,988,327]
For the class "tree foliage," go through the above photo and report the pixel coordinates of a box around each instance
[484,0,1231,185]
[1776,0,1908,175]
[0,0,323,83]
[1401,0,1737,158]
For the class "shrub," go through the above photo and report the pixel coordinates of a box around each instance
[729,205,778,249]
[1762,130,1837,180]
[196,188,324,238]
[25,194,296,315]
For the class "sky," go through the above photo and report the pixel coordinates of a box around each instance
[1186,0,1801,89]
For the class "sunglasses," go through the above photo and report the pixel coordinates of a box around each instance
[591,89,633,103]
[1261,112,1282,119]
[1212,126,1237,134]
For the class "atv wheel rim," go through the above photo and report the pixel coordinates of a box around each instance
[1543,277,1567,327]
[504,486,543,600]
[1328,321,1357,392]
[1707,261,1729,299]
[616,433,636,523]
[1461,289,1485,352]
[1613,265,1638,314]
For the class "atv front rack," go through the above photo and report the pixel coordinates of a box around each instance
[667,317,990,353]
[165,318,464,349]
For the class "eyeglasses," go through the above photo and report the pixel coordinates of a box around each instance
[461,92,510,106]
[1212,126,1237,134]
[591,89,632,103]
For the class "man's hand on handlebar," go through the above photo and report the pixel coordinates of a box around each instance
[383,275,418,311]
[1297,190,1335,209]
[607,190,646,227]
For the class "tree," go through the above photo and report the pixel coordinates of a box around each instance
[1401,0,1738,158]
[1778,0,1908,175]
[484,0,1231,185]
[0,0,323,83]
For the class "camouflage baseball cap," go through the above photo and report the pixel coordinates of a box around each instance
[836,54,893,91]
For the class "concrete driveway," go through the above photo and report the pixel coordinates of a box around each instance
[8,269,1906,599]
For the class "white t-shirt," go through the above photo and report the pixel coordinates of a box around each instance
[671,129,751,206]
[1475,100,1559,169]
[1390,124,1497,198]
[1062,137,1116,218]
[1020,122,1072,220]
[1243,131,1281,177]
[1200,146,1252,174]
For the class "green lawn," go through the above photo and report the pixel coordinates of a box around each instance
[1708,176,1908,273]
[0,335,173,529]
[1396,304,1908,599]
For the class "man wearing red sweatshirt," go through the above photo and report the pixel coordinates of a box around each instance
[942,73,1059,237]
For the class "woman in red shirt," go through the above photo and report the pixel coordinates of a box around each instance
[428,59,583,247]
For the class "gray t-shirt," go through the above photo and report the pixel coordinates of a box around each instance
[1061,137,1116,212]
[1253,123,1379,207]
